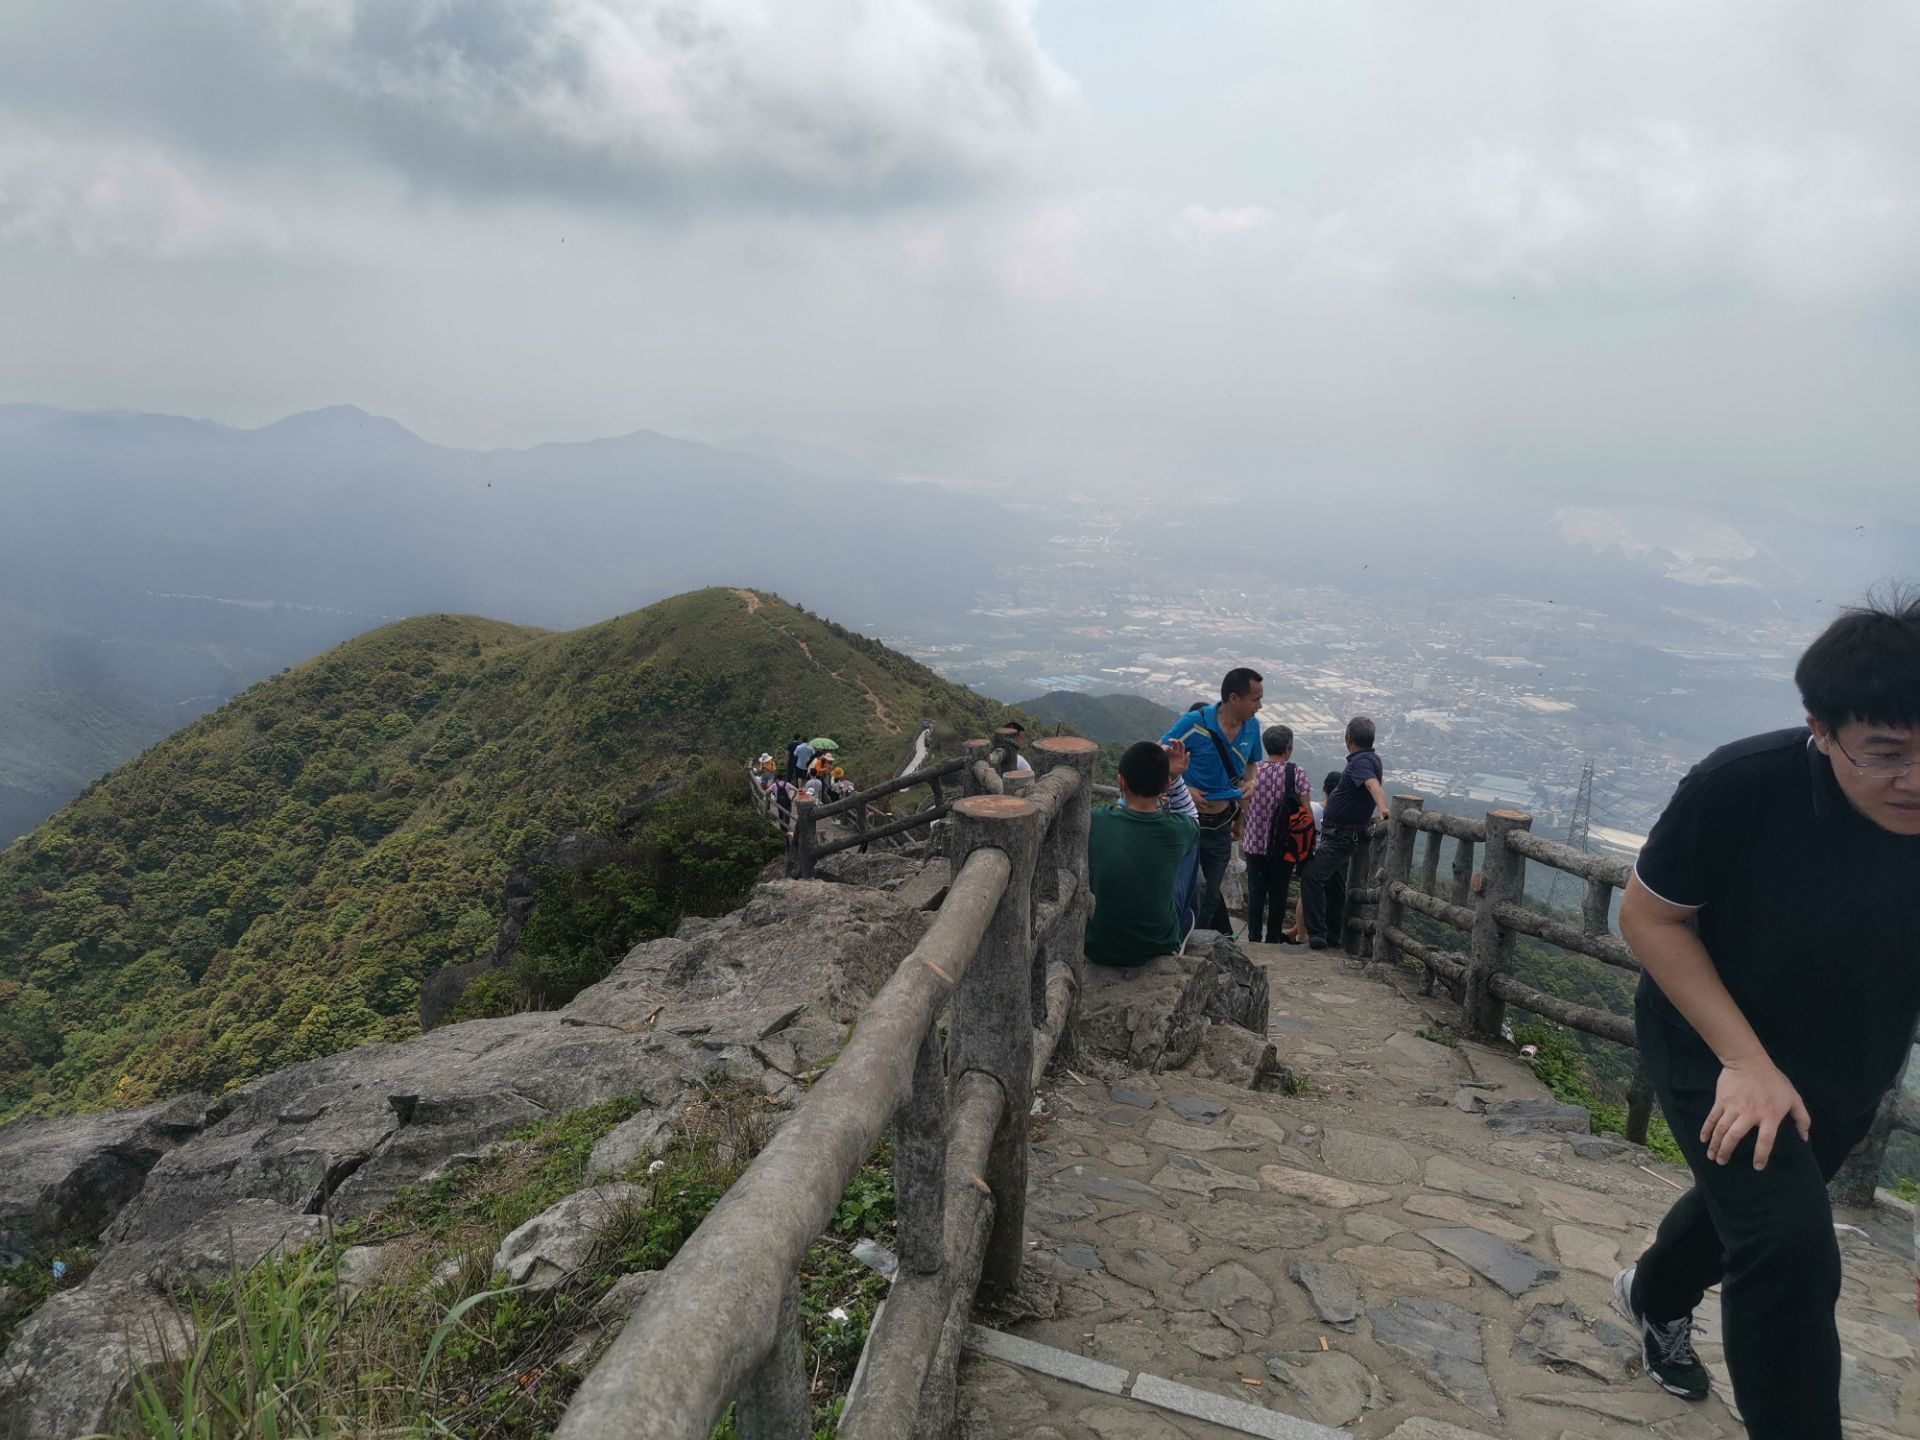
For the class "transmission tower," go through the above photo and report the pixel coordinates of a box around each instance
[1548,758,1595,913]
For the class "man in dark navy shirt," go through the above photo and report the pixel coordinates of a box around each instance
[1300,716,1388,950]
[1614,592,1920,1439]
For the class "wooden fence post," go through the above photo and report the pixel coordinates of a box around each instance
[1418,829,1443,896]
[1449,836,1476,910]
[1032,736,1097,1006]
[788,796,817,880]
[962,740,992,797]
[892,1027,948,1278]
[946,794,1040,1307]
[1464,809,1531,1038]
[733,1279,808,1440]
[1371,796,1422,968]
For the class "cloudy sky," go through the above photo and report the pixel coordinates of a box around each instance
[2,1,1917,512]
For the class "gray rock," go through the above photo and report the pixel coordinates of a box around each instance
[335,1243,387,1298]
[593,1269,659,1319]
[1320,1128,1420,1185]
[1423,1154,1525,1207]
[1151,1156,1258,1197]
[1514,1300,1641,1382]
[1187,1198,1328,1251]
[1840,1350,1899,1424]
[1289,1259,1361,1328]
[1199,933,1270,1033]
[1056,1243,1105,1271]
[1080,954,1221,1072]
[0,1282,195,1440]
[1568,1134,1635,1161]
[1167,1097,1229,1124]
[1102,1108,1144,1127]
[1193,1022,1289,1090]
[1144,1118,1256,1152]
[0,1094,207,1267]
[1183,1260,1274,1335]
[1077,1401,1189,1440]
[1264,1349,1385,1427]
[1367,1296,1499,1419]
[1420,1226,1560,1297]
[1029,1184,1099,1222]
[587,1100,684,1179]
[1109,1085,1158,1110]
[1482,1097,1592,1137]
[1269,1015,1312,1035]
[492,1182,649,1292]
[1452,1088,1488,1113]
[0,1283,27,1331]
[1107,1246,1180,1295]
[92,1197,325,1293]
[1055,1165,1165,1209]
[1166,1309,1243,1360]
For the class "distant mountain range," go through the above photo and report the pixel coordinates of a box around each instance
[0,589,1012,1119]
[0,404,1032,842]
[1020,690,1177,744]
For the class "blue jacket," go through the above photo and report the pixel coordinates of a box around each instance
[1161,705,1261,803]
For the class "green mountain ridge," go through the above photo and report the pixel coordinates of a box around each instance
[0,588,1010,1121]
[1016,690,1178,745]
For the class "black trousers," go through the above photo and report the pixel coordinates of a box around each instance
[1244,855,1295,943]
[1300,827,1358,946]
[1635,1011,1876,1440]
[1194,820,1235,934]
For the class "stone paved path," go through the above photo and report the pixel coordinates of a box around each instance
[955,945,1920,1439]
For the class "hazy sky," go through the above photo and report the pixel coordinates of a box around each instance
[2,1,1917,511]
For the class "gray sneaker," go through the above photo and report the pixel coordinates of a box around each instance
[1612,1267,1710,1402]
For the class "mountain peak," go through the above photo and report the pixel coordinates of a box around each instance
[251,405,423,446]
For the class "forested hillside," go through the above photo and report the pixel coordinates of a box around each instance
[0,589,1007,1120]
[1019,690,1177,744]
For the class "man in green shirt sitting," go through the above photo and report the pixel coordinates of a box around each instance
[1086,740,1201,968]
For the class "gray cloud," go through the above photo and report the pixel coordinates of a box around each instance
[0,0,1074,221]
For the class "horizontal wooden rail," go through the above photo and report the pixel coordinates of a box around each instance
[809,802,957,861]
[1384,925,1465,984]
[1404,809,1489,842]
[811,757,967,820]
[1487,971,1637,1047]
[557,849,1012,1438]
[1389,880,1476,933]
[1506,829,1630,885]
[1490,900,1638,972]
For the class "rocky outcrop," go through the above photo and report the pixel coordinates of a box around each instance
[0,1094,208,1268]
[492,1183,649,1292]
[0,879,927,1440]
[1076,934,1276,1083]
[1192,932,1270,1033]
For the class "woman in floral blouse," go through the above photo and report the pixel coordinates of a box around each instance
[1241,725,1313,943]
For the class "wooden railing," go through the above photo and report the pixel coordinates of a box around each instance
[773,756,968,878]
[1352,793,1919,1201]
[557,736,1099,1440]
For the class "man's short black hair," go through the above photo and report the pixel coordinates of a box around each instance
[1000,719,1026,735]
[1346,716,1376,748]
[1323,770,1343,795]
[1797,587,1920,731]
[1118,741,1171,798]
[1262,724,1295,757]
[1221,667,1263,702]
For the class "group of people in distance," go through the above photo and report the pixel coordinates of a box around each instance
[1083,665,1390,971]
[1080,594,1920,1440]
[752,735,854,831]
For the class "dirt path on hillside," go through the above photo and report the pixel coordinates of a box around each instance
[733,591,897,733]
[729,589,763,614]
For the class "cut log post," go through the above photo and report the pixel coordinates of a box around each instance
[733,1280,808,1440]
[789,796,817,880]
[945,794,1040,1307]
[1343,824,1380,956]
[1582,876,1613,936]
[893,1027,947,1277]
[1464,809,1531,1038]
[962,740,992,797]
[1449,836,1477,909]
[1419,828,1443,895]
[1371,795,1423,968]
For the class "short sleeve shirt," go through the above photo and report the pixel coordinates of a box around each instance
[1243,763,1310,856]
[1322,749,1384,828]
[1635,728,1920,1115]
[1161,706,1261,802]
[1086,805,1200,967]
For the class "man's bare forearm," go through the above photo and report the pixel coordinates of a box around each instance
[1620,883,1767,1067]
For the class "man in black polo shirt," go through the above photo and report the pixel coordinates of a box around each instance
[1614,593,1920,1439]
[1301,716,1388,950]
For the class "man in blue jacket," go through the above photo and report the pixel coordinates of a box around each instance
[1161,668,1263,935]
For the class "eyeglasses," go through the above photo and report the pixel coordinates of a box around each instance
[1829,734,1919,778]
